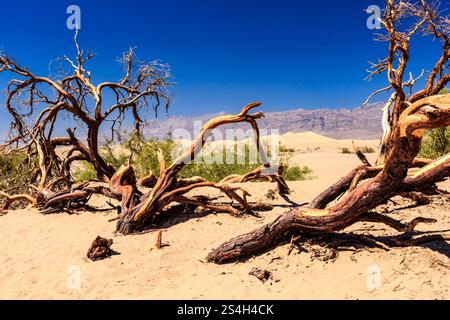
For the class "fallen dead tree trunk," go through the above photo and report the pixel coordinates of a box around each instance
[203,1,449,264]
[207,94,450,264]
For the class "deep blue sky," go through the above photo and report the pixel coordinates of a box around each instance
[0,0,444,121]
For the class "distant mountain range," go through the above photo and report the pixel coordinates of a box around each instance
[142,102,384,140]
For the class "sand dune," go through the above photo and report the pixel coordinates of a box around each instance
[282,131,337,144]
[0,133,448,300]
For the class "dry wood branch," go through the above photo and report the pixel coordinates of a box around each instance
[38,182,121,214]
[174,195,273,216]
[352,141,372,166]
[310,155,447,210]
[249,267,273,283]
[0,192,37,210]
[220,165,290,194]
[109,164,138,215]
[398,192,431,205]
[156,231,163,249]
[402,153,450,190]
[137,174,158,188]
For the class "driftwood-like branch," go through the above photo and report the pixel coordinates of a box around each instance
[351,141,372,167]
[0,191,37,210]
[220,165,290,195]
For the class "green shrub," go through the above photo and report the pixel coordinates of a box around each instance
[279,145,295,153]
[339,146,375,154]
[122,134,176,178]
[72,162,97,182]
[418,88,449,159]
[0,151,37,192]
[73,134,312,183]
[283,165,313,181]
[418,126,450,159]
[360,146,376,153]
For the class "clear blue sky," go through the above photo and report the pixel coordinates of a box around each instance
[0,0,444,121]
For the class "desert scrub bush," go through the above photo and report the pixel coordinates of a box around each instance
[72,134,175,182]
[72,143,130,182]
[181,144,259,181]
[339,146,375,154]
[72,162,97,182]
[340,147,352,154]
[0,151,37,192]
[283,165,313,181]
[418,88,449,159]
[418,126,450,159]
[0,152,38,210]
[279,145,295,153]
[73,133,312,182]
[359,146,375,153]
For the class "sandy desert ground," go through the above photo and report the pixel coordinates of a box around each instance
[0,132,449,299]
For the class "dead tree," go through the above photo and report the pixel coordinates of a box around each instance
[0,30,172,211]
[115,102,286,234]
[33,103,286,229]
[0,34,287,223]
[207,0,450,264]
[0,30,171,189]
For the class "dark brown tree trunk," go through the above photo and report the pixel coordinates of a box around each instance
[87,124,116,182]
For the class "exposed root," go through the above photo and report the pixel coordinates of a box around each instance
[0,191,37,210]
[361,212,437,233]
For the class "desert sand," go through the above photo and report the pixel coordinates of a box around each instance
[0,132,448,299]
